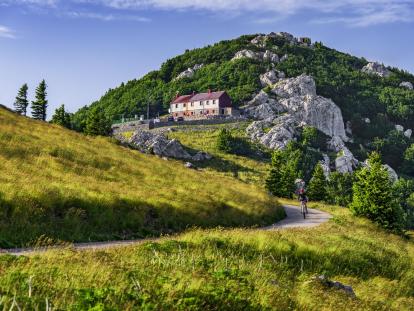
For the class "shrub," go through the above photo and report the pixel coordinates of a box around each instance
[307,163,327,201]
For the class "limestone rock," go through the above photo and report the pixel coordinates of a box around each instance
[184,162,195,169]
[243,91,285,120]
[128,130,210,162]
[272,74,316,97]
[404,129,412,139]
[272,75,347,140]
[247,115,298,150]
[280,54,289,62]
[260,70,285,86]
[174,64,204,80]
[361,62,391,78]
[364,118,371,124]
[251,35,267,48]
[232,50,279,63]
[395,124,404,132]
[321,154,331,178]
[274,32,297,44]
[399,81,413,90]
[335,148,358,173]
[346,121,352,135]
[192,151,212,161]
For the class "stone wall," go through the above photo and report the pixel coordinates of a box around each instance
[111,117,247,135]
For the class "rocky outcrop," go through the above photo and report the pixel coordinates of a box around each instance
[260,70,285,86]
[272,75,347,140]
[127,130,211,161]
[274,32,297,44]
[247,115,298,150]
[245,74,348,151]
[361,62,391,78]
[321,154,331,178]
[243,91,284,120]
[328,136,359,173]
[232,50,279,63]
[400,81,413,90]
[173,64,204,80]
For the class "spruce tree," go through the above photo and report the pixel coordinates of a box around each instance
[308,163,327,201]
[216,129,233,153]
[51,104,72,129]
[31,80,48,121]
[266,150,296,198]
[85,107,111,136]
[13,84,29,116]
[350,152,404,232]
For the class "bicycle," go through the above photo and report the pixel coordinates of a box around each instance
[300,200,308,219]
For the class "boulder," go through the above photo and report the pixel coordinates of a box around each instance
[128,131,210,162]
[361,62,391,78]
[314,275,356,298]
[404,129,412,139]
[364,118,371,124]
[184,162,195,169]
[280,54,289,62]
[232,49,260,61]
[263,50,279,63]
[174,64,204,80]
[395,124,404,132]
[129,131,192,160]
[260,70,285,86]
[192,151,212,161]
[399,81,413,90]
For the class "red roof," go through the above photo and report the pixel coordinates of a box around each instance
[171,91,226,104]
[172,95,193,104]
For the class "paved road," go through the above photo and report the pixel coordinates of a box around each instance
[3,204,331,256]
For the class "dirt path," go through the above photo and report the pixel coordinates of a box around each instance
[3,205,331,256]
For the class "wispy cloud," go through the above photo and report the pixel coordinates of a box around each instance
[2,0,414,26]
[86,0,414,26]
[0,25,15,39]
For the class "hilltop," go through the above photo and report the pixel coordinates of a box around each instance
[0,107,283,248]
[72,32,414,179]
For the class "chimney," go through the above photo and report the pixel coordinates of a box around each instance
[208,89,212,94]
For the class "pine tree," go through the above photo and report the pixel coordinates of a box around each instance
[51,104,72,129]
[350,152,404,232]
[85,107,111,136]
[31,80,48,121]
[266,150,296,198]
[13,84,29,116]
[308,163,327,201]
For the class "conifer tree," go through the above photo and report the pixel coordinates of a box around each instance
[84,107,111,136]
[216,129,233,153]
[266,150,296,198]
[350,152,404,232]
[308,163,327,201]
[31,80,48,121]
[13,84,29,116]
[51,104,72,129]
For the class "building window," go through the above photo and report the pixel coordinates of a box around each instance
[191,102,194,107]
[183,103,186,108]
[175,104,178,108]
[212,110,215,114]
[221,109,225,114]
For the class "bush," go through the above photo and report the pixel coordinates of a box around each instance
[325,172,354,206]
[307,163,327,201]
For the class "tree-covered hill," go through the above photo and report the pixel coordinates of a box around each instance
[72,32,414,177]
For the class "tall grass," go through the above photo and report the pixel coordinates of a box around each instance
[0,108,283,247]
[0,204,413,310]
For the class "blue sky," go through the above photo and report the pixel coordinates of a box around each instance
[1,0,413,116]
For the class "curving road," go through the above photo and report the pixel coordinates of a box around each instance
[3,205,331,256]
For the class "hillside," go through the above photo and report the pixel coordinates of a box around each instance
[72,32,414,178]
[0,107,284,248]
[1,203,413,310]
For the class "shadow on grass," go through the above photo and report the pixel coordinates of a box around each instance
[0,190,281,249]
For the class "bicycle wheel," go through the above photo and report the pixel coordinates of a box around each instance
[301,202,306,219]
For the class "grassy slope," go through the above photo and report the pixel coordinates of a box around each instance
[0,203,413,310]
[166,123,270,185]
[0,108,283,247]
